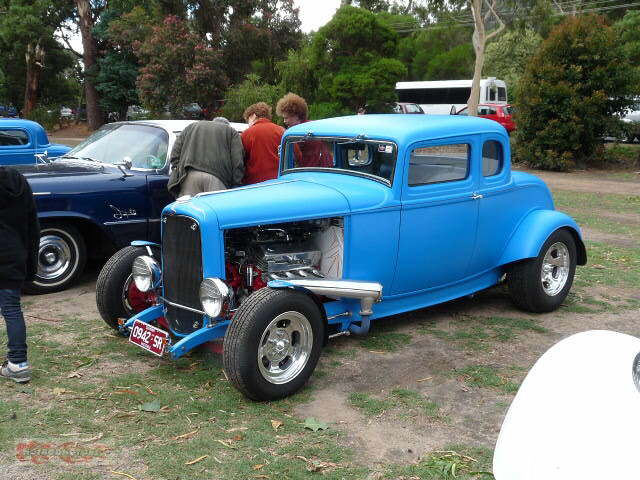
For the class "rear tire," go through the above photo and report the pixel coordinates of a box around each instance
[96,246,155,329]
[223,288,324,401]
[508,229,577,313]
[24,223,86,294]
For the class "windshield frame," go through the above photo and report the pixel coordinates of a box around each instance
[280,135,398,187]
[61,122,171,172]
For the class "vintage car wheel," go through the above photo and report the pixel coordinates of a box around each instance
[223,288,324,401]
[508,229,577,313]
[24,223,86,294]
[96,245,158,329]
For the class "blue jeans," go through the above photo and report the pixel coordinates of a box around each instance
[0,289,27,363]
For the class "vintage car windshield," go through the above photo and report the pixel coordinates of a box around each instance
[281,136,397,185]
[63,124,169,169]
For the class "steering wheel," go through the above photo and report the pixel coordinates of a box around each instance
[137,154,164,169]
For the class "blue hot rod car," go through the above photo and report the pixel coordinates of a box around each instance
[104,114,586,401]
[0,119,70,165]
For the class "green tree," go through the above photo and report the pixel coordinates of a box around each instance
[483,29,542,102]
[310,6,406,112]
[134,15,227,115]
[616,9,640,83]
[515,15,639,171]
[276,42,318,103]
[221,74,284,122]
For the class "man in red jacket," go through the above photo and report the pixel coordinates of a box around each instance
[241,102,284,184]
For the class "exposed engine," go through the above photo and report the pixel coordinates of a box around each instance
[224,218,343,305]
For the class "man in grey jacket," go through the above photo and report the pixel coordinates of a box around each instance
[167,117,244,197]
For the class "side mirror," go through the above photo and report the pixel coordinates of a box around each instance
[114,157,134,177]
[450,105,457,115]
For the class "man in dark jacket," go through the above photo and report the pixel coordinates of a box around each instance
[0,166,39,383]
[167,117,244,198]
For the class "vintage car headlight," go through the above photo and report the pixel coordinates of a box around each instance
[132,256,161,292]
[200,278,230,318]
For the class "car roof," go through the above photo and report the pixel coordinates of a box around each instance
[0,118,44,129]
[284,114,506,145]
[113,119,248,133]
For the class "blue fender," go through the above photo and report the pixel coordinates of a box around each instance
[131,240,160,248]
[499,209,587,266]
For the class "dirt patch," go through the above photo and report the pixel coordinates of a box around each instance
[515,167,640,195]
[580,226,638,248]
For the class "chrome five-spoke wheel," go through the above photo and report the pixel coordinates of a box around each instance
[258,311,313,385]
[540,242,570,296]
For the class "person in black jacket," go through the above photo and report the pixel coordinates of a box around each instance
[0,166,39,383]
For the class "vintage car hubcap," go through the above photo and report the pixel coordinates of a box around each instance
[122,274,157,315]
[258,311,313,384]
[541,242,570,296]
[37,235,72,280]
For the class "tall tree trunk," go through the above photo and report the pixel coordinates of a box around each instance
[467,0,505,116]
[23,42,45,116]
[76,0,103,130]
[468,0,485,117]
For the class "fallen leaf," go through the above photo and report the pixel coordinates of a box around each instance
[251,476,270,479]
[53,387,67,396]
[416,377,432,382]
[110,471,139,480]
[159,406,171,412]
[185,455,208,465]
[368,350,387,354]
[232,434,243,441]
[593,264,606,270]
[114,389,139,396]
[225,427,247,433]
[216,439,236,449]
[270,420,283,431]
[253,464,265,470]
[306,460,338,473]
[303,418,328,432]
[67,371,83,379]
[138,399,161,413]
[173,429,198,441]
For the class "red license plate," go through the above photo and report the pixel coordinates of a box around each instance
[129,320,168,356]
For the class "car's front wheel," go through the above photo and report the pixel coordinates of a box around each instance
[508,229,577,313]
[96,246,159,330]
[223,288,324,401]
[24,223,86,294]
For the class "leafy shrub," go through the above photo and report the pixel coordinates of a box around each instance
[600,144,640,169]
[26,107,60,131]
[515,15,639,171]
[221,74,283,123]
[308,102,349,120]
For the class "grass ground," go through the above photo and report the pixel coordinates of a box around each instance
[1,172,639,479]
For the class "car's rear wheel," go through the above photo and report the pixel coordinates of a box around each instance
[223,288,324,401]
[24,223,86,294]
[96,246,158,329]
[508,229,577,313]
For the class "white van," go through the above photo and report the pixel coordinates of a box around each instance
[396,78,508,114]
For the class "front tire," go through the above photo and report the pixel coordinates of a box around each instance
[223,288,324,401]
[24,223,86,294]
[96,246,157,329]
[508,229,577,313]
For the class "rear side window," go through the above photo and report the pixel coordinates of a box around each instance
[482,140,503,177]
[498,87,507,102]
[0,129,29,146]
[479,106,497,115]
[409,144,469,186]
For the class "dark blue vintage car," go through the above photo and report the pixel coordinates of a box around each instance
[105,114,586,401]
[14,120,246,294]
[0,119,70,165]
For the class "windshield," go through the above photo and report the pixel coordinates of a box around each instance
[282,136,397,185]
[64,124,169,169]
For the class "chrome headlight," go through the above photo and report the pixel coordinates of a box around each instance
[199,278,230,318]
[132,256,161,292]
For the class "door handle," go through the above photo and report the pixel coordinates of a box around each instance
[471,193,483,200]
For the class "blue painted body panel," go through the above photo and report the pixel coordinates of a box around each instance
[0,119,71,165]
[131,114,584,350]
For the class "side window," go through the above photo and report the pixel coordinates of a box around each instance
[409,144,469,186]
[0,129,29,146]
[482,140,503,177]
[498,87,507,102]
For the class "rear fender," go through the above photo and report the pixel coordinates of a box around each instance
[499,210,587,266]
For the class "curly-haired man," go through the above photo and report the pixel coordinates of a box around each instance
[276,93,332,168]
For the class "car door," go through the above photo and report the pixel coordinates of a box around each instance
[0,127,34,165]
[467,136,521,274]
[392,137,479,294]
